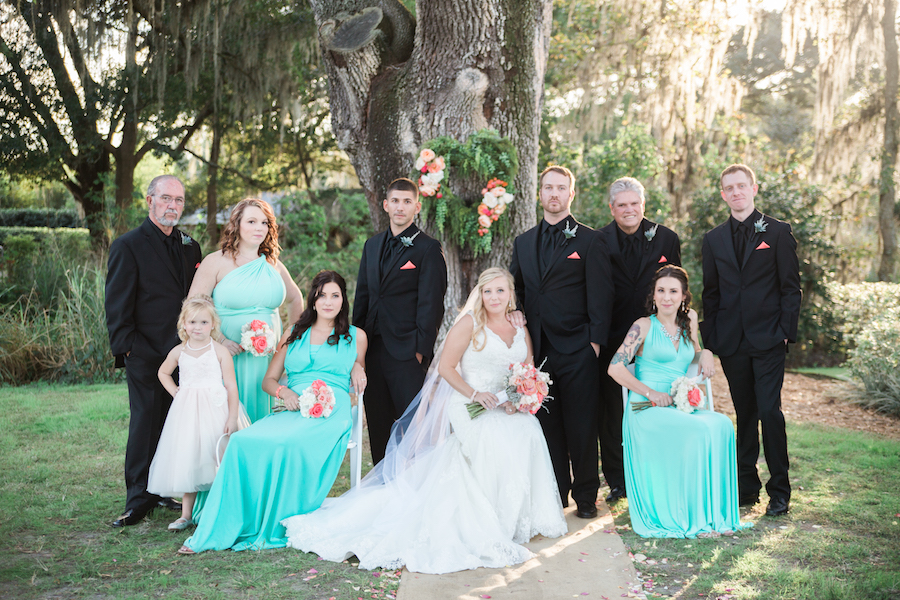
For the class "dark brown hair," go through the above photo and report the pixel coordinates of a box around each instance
[387,177,419,197]
[219,198,280,263]
[646,265,693,344]
[285,270,351,346]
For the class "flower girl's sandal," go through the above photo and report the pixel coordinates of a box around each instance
[168,518,193,531]
[177,545,196,555]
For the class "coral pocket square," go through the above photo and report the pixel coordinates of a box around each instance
[567,251,581,259]
[756,241,771,250]
[400,261,417,270]
[658,255,667,263]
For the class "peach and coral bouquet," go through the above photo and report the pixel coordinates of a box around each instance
[414,148,446,198]
[670,376,706,414]
[467,361,552,419]
[476,178,514,237]
[273,379,336,417]
[240,319,277,357]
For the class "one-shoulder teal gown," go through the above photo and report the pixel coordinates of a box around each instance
[623,316,750,538]
[212,256,286,423]
[184,326,356,552]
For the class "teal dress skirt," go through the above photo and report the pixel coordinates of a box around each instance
[213,256,286,423]
[184,326,356,552]
[623,316,751,538]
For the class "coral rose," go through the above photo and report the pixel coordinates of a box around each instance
[537,380,549,396]
[419,149,436,162]
[688,387,702,407]
[419,184,437,197]
[520,379,538,396]
[251,336,268,354]
[309,403,324,418]
[478,214,492,228]
[250,319,266,330]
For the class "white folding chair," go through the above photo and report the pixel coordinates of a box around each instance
[346,391,364,488]
[621,361,714,411]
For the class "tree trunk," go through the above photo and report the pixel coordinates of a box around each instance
[66,158,111,249]
[207,117,222,246]
[308,0,552,337]
[879,0,899,281]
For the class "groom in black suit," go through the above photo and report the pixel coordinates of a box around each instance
[597,177,681,504]
[353,178,448,464]
[510,166,613,518]
[105,175,202,527]
[700,164,801,517]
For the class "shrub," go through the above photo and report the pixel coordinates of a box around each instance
[0,293,56,383]
[846,306,900,417]
[0,208,83,228]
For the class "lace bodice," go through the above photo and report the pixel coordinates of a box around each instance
[178,346,225,390]
[457,325,528,398]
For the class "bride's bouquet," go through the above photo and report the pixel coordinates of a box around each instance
[467,361,552,419]
[272,379,336,417]
[631,376,706,413]
[240,319,277,357]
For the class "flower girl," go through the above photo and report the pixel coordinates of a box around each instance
[148,295,246,531]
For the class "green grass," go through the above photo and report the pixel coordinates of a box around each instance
[611,421,900,599]
[0,383,396,600]
[788,366,852,382]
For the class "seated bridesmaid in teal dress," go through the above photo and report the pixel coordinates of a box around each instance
[178,270,368,554]
[188,198,305,424]
[608,266,751,538]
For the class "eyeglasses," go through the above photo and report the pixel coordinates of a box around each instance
[154,195,185,206]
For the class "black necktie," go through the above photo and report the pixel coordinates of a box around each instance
[165,233,184,285]
[540,225,558,274]
[734,222,750,265]
[381,236,401,268]
[624,235,641,275]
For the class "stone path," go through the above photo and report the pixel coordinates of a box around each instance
[397,503,644,600]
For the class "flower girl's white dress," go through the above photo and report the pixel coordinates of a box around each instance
[282,326,566,574]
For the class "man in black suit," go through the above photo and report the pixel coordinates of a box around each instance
[510,166,613,518]
[105,175,202,527]
[353,178,448,464]
[700,164,801,517]
[597,177,682,504]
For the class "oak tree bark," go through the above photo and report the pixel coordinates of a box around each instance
[879,0,899,281]
[307,0,553,331]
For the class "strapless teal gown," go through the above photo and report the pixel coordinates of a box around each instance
[623,316,750,538]
[213,256,285,423]
[184,326,356,552]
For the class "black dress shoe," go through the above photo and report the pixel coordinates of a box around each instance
[765,497,790,517]
[110,508,148,528]
[739,493,760,507]
[158,498,183,512]
[575,503,598,519]
[605,486,627,504]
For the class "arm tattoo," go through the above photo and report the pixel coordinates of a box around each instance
[611,323,642,365]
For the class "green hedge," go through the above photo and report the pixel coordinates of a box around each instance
[0,208,83,228]
[0,226,90,246]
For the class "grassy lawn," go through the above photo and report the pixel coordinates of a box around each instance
[788,367,853,382]
[0,383,397,600]
[2,383,899,599]
[612,421,900,599]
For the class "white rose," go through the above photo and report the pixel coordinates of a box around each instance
[502,192,514,204]
[415,157,426,170]
[482,193,499,208]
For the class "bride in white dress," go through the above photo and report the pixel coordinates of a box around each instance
[282,268,567,574]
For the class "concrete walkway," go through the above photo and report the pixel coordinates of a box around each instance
[396,503,643,600]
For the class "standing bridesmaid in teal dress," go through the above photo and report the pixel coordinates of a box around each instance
[188,199,304,423]
[179,271,368,554]
[608,266,751,538]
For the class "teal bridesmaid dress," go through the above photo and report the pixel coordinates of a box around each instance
[184,326,356,552]
[623,316,750,538]
[213,256,286,423]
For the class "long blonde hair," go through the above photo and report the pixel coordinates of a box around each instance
[468,267,517,351]
[177,295,222,342]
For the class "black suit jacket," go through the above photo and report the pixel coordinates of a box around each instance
[699,213,801,357]
[599,218,681,347]
[510,217,613,359]
[352,224,447,361]
[105,218,203,367]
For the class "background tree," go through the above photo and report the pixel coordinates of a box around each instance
[307,0,553,319]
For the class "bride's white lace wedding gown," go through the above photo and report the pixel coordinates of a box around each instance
[282,325,567,574]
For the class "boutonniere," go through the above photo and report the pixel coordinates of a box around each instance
[562,221,578,240]
[400,231,421,248]
[644,223,658,242]
[180,232,193,246]
[754,216,767,233]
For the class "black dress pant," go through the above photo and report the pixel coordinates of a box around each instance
[597,344,626,490]
[719,336,791,501]
[537,340,601,508]
[124,354,175,512]
[364,335,427,465]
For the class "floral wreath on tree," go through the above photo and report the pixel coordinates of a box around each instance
[411,129,519,256]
